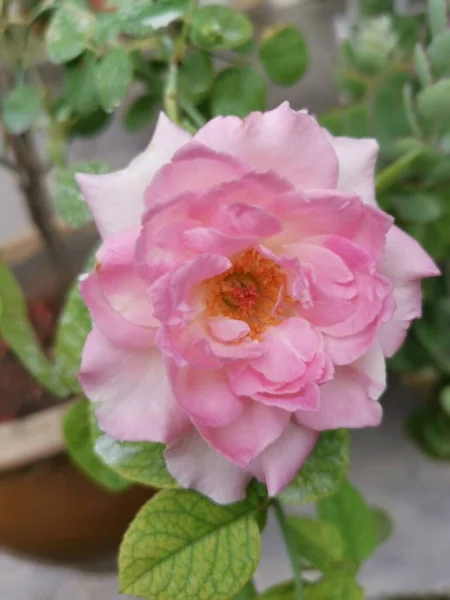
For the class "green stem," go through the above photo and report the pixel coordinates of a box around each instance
[164,0,197,125]
[375,148,423,196]
[272,498,303,600]
[179,95,207,129]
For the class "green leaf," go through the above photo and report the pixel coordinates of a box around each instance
[0,262,69,397]
[118,0,188,35]
[64,54,100,116]
[415,320,450,374]
[55,161,109,228]
[417,78,450,124]
[232,580,257,599]
[280,430,349,505]
[304,574,364,600]
[259,26,308,86]
[124,94,158,132]
[428,0,447,38]
[119,489,261,599]
[391,193,443,224]
[371,507,393,547]
[211,66,266,117]
[440,385,450,416]
[260,580,295,600]
[428,30,450,77]
[190,6,254,51]
[46,3,94,64]
[96,48,133,112]
[53,274,93,394]
[2,84,42,134]
[93,422,176,489]
[71,108,112,137]
[373,72,412,155]
[317,480,377,569]
[94,12,123,45]
[287,517,345,571]
[179,51,214,105]
[414,44,432,87]
[408,401,450,459]
[63,399,131,492]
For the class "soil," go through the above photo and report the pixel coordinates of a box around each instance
[0,296,61,422]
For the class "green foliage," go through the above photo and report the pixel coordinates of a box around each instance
[428,0,447,38]
[372,72,412,154]
[119,489,261,599]
[408,396,450,459]
[53,273,93,394]
[287,517,345,571]
[117,0,188,36]
[46,3,94,64]
[92,420,177,489]
[318,480,377,570]
[64,55,99,116]
[280,430,349,505]
[0,262,68,398]
[190,6,254,50]
[304,574,364,600]
[232,581,257,599]
[96,49,133,112]
[259,26,309,86]
[260,581,297,600]
[55,160,110,228]
[211,66,266,117]
[417,78,450,125]
[63,399,131,492]
[371,507,394,546]
[414,44,432,87]
[124,95,158,132]
[391,193,443,224]
[2,84,42,134]
[427,30,450,77]
[179,51,214,105]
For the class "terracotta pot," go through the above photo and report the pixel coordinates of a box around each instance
[0,225,153,563]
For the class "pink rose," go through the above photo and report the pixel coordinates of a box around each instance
[77,104,438,504]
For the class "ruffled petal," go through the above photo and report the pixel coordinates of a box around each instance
[165,429,251,504]
[168,362,244,427]
[195,102,339,190]
[247,422,318,496]
[197,401,290,467]
[79,328,191,444]
[327,135,379,206]
[75,113,191,239]
[295,366,383,430]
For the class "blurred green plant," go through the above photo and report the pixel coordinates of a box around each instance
[323,0,450,459]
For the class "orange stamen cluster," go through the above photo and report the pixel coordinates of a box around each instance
[205,248,291,339]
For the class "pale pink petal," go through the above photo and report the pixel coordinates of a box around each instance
[75,114,191,239]
[353,342,386,400]
[378,280,422,357]
[168,363,243,427]
[165,429,251,504]
[144,141,248,214]
[182,227,256,256]
[212,202,282,238]
[195,103,339,189]
[327,136,379,206]
[247,422,318,496]
[149,254,231,325]
[190,171,293,223]
[381,226,440,282]
[250,318,321,383]
[197,401,290,467]
[207,317,250,343]
[79,328,191,444]
[295,366,383,430]
[80,229,157,350]
[254,382,321,412]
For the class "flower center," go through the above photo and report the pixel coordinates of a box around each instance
[205,249,292,339]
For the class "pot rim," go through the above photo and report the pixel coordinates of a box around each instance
[0,399,76,473]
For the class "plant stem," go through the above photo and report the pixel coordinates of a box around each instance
[164,0,197,124]
[272,498,303,600]
[375,148,423,196]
